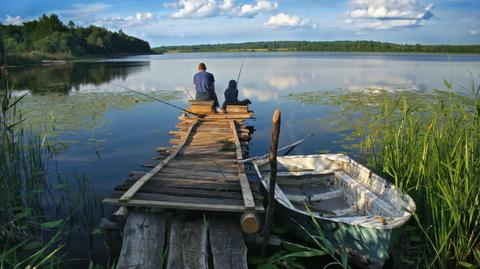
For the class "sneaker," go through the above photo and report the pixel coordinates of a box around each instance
[215,107,222,113]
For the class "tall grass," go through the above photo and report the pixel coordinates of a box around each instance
[1,37,106,268]
[363,79,480,268]
[1,37,67,268]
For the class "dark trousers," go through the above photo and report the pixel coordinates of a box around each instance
[195,91,220,108]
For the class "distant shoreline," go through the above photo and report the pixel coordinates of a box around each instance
[154,41,480,55]
[159,49,480,56]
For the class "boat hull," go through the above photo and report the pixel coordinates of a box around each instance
[278,202,392,268]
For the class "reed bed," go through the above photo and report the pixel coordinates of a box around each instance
[1,41,106,268]
[363,80,480,268]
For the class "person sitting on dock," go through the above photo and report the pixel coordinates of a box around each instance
[221,80,251,112]
[194,63,220,112]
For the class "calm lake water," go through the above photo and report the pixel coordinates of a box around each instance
[9,52,480,266]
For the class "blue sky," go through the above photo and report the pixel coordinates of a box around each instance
[1,0,479,46]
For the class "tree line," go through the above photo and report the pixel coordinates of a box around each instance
[155,41,480,54]
[0,14,153,58]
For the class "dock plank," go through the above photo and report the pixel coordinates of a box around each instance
[116,211,165,269]
[209,218,248,269]
[167,219,208,269]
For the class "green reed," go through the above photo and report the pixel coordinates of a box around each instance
[1,38,107,268]
[1,39,66,268]
[363,79,480,268]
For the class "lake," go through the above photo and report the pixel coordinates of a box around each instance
[9,51,480,266]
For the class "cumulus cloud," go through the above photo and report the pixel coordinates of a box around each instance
[2,15,23,25]
[238,0,277,18]
[470,27,480,35]
[265,13,316,29]
[346,0,434,30]
[97,12,155,28]
[166,0,277,18]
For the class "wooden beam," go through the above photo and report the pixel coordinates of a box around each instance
[103,197,265,213]
[230,120,259,233]
[119,120,199,201]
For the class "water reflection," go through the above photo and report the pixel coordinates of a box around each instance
[11,61,150,94]
[7,52,480,267]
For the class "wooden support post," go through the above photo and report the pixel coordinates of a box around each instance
[261,109,281,257]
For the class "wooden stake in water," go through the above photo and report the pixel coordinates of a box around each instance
[261,108,281,257]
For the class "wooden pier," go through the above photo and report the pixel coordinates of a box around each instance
[103,101,264,269]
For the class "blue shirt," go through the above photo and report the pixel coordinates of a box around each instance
[194,71,215,93]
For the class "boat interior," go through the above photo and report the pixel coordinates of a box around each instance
[255,155,408,220]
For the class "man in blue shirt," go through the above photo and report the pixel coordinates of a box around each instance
[193,63,220,111]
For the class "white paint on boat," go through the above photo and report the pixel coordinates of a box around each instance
[253,154,416,230]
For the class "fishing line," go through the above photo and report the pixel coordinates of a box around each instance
[183,87,194,99]
[236,58,246,87]
[112,83,204,117]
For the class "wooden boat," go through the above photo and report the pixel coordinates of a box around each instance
[253,154,416,268]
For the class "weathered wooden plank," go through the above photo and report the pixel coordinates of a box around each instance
[123,185,244,200]
[230,120,256,211]
[119,178,243,191]
[116,211,165,269]
[179,114,252,121]
[104,195,265,213]
[225,105,249,114]
[119,120,199,201]
[127,171,239,182]
[209,218,248,269]
[167,219,208,269]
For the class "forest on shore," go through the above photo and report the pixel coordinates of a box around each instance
[0,14,153,64]
[155,41,480,54]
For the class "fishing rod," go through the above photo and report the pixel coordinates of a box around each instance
[183,87,194,100]
[112,83,204,117]
[236,58,246,87]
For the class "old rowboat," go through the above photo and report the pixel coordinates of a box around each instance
[253,154,416,268]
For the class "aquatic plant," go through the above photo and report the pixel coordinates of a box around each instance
[362,78,480,268]
[1,39,107,268]
[1,39,66,268]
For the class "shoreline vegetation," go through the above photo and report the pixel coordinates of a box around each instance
[154,41,480,54]
[0,14,155,65]
[287,82,480,268]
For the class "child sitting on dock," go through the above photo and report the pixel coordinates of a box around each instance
[221,80,251,112]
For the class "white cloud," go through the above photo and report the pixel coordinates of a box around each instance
[166,0,276,18]
[265,13,316,29]
[59,3,111,16]
[97,12,155,28]
[346,0,434,30]
[2,15,23,25]
[238,0,277,18]
[470,27,480,36]
[170,0,221,18]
